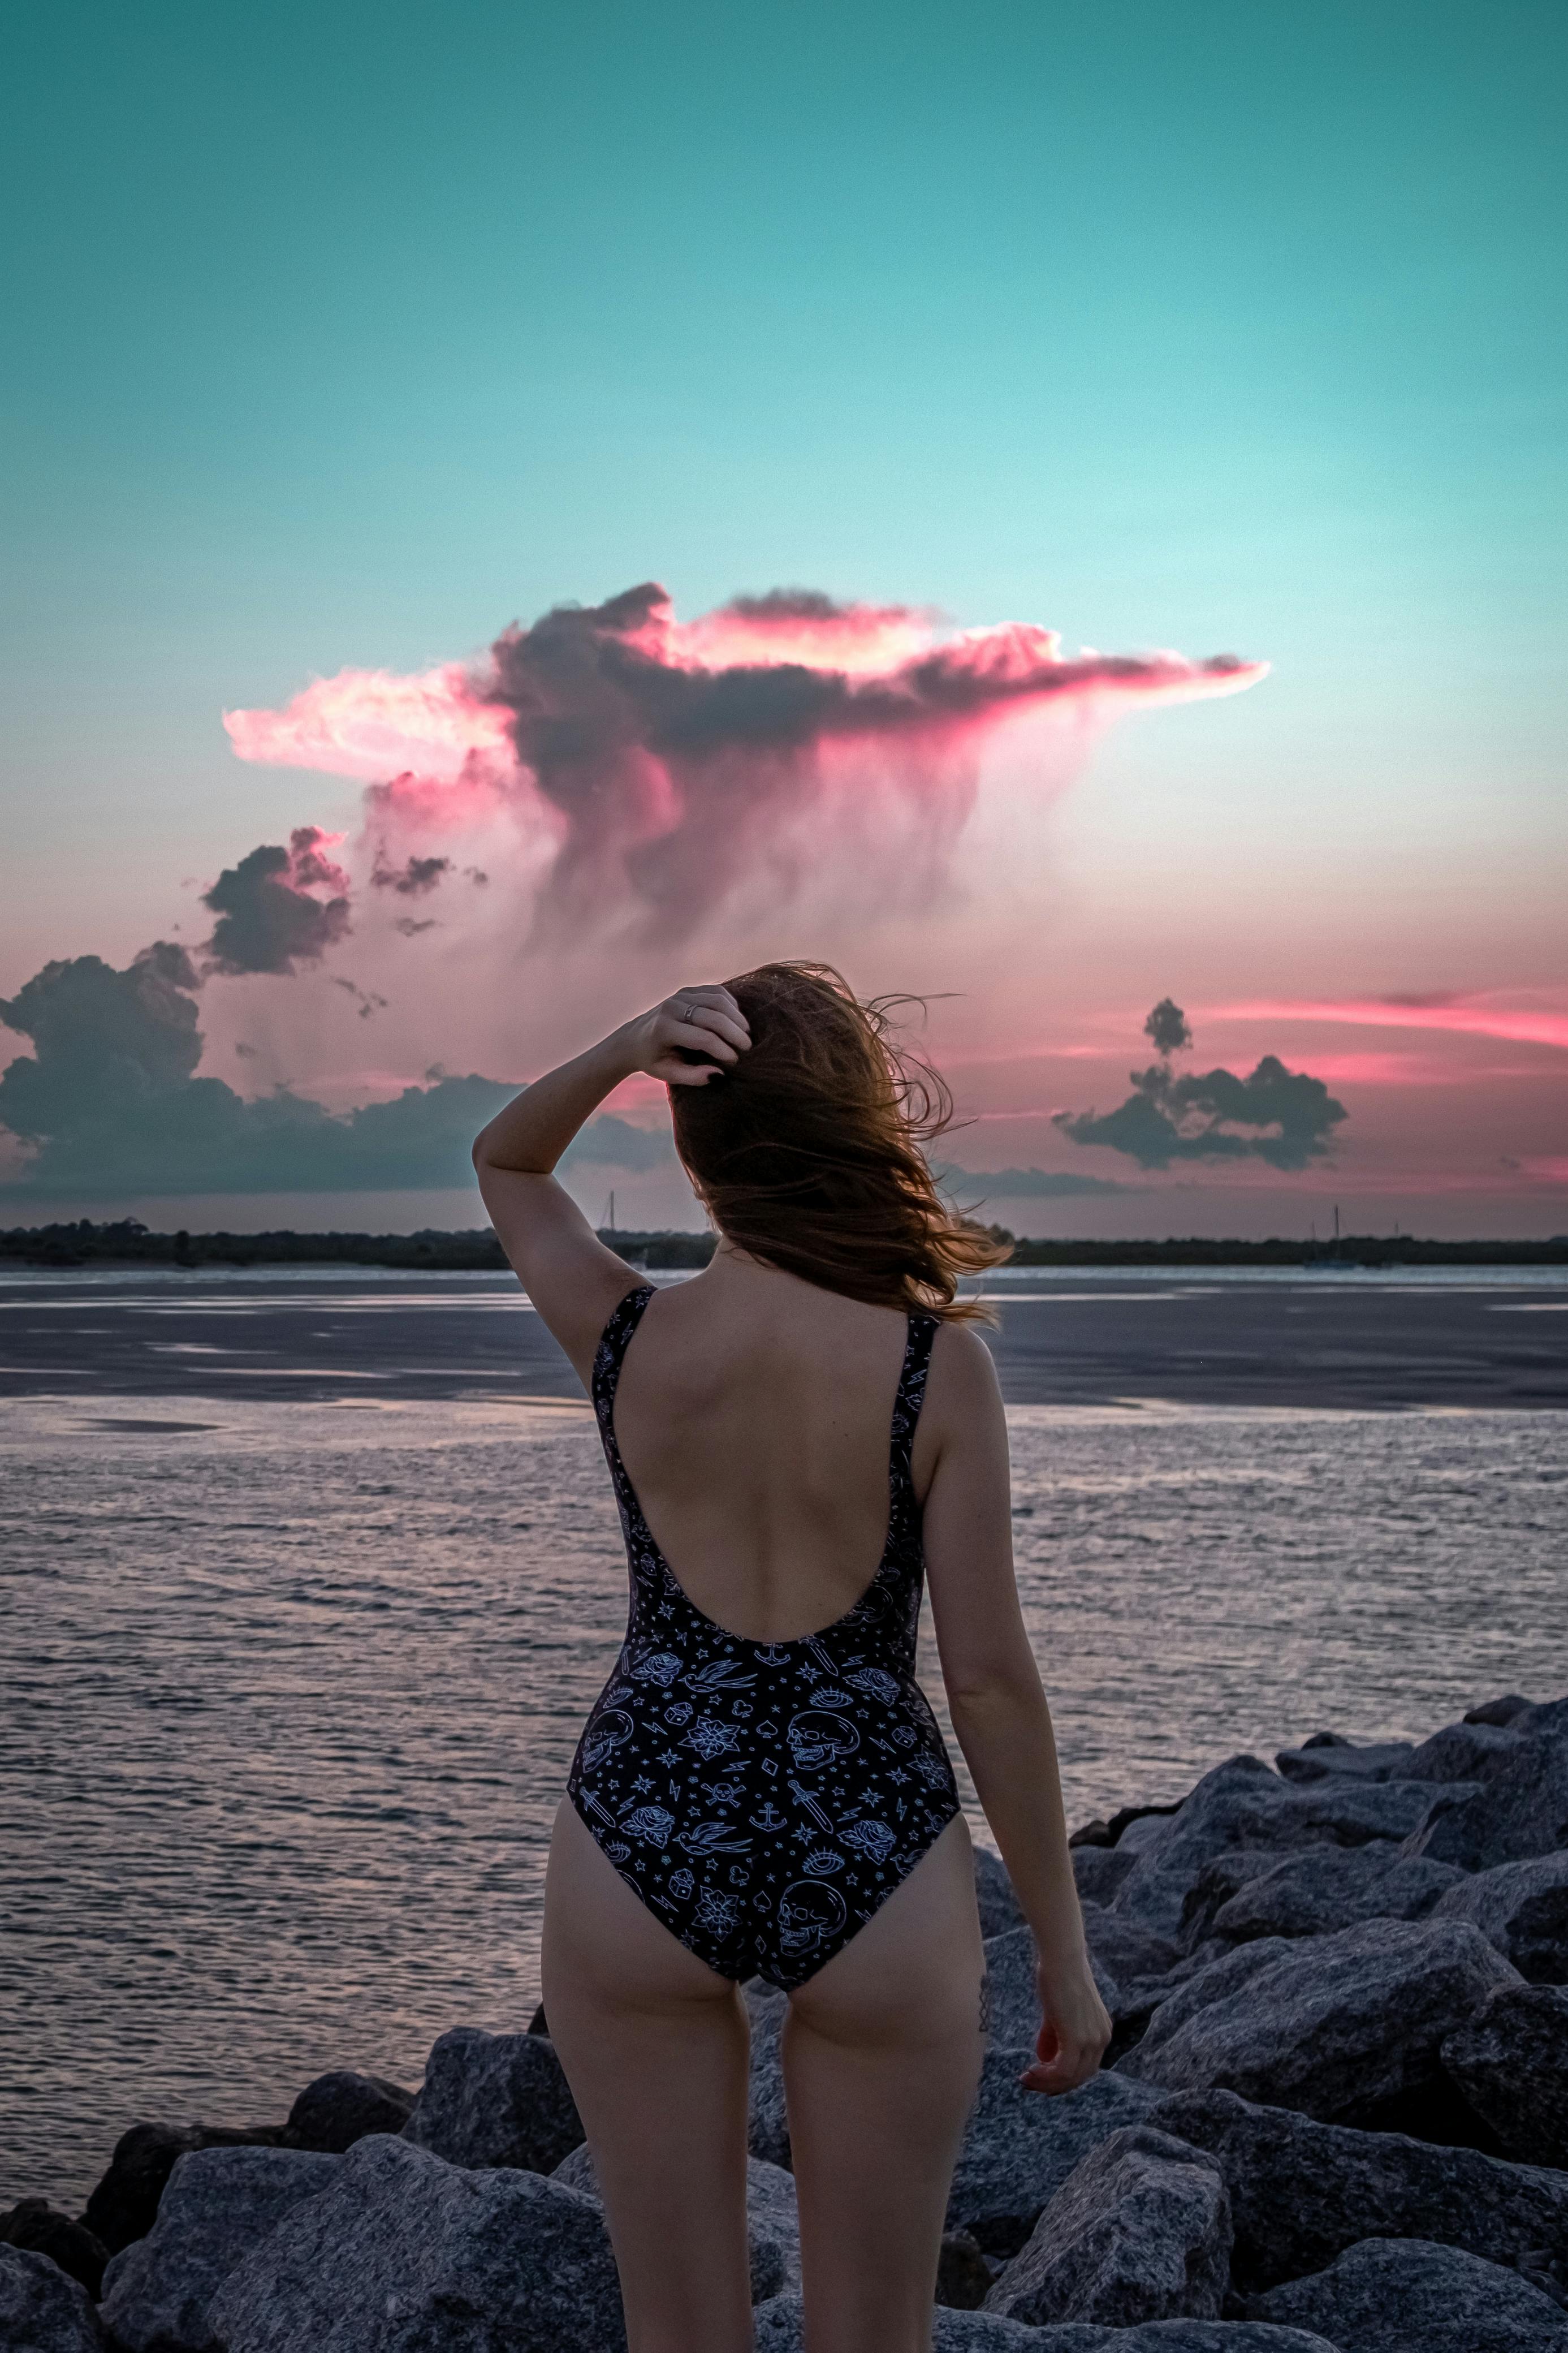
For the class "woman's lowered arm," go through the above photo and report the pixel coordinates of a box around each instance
[921,1324,1111,2093]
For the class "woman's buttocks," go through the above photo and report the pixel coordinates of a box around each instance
[610,1275,920,1643]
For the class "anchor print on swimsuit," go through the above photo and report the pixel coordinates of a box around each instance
[567,1285,961,1989]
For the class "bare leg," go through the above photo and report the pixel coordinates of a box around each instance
[541,1799,755,2353]
[784,1813,987,2353]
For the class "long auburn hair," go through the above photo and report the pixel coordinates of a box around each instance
[668,962,1010,1322]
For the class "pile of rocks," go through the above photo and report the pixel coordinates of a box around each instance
[6,1691,1566,2351]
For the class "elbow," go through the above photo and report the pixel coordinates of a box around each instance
[946,1667,1045,1718]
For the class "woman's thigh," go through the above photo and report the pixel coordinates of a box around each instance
[541,1799,754,2353]
[783,1813,987,2353]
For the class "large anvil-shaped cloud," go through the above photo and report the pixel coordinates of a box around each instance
[225,583,1265,937]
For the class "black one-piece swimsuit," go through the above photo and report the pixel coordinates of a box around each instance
[567,1284,962,1990]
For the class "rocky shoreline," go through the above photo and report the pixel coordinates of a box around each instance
[5,1690,1566,2351]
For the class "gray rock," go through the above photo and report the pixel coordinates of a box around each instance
[1210,1848,1462,1943]
[1276,1739,1418,1784]
[82,2124,284,2257]
[284,2070,414,2153]
[1432,1852,1568,1983]
[1466,1696,1535,1728]
[1250,2235,1568,2350]
[0,2202,107,2301]
[754,2294,1339,2350]
[740,2156,804,2296]
[1118,1813,1178,1856]
[1511,1695,1568,1739]
[977,1848,1027,1938]
[986,1927,1120,2048]
[754,2302,1048,2350]
[209,2132,625,2352]
[1112,1757,1457,1943]
[1081,1904,1182,1986]
[938,2230,995,2309]
[99,2147,340,2353]
[983,2127,1230,2329]
[1404,1726,1568,1871]
[1404,1721,1524,1783]
[1443,1983,1568,2168]
[746,1979,792,2169]
[947,2051,1161,2253]
[551,2141,800,2297]
[0,2244,105,2351]
[1118,1917,1520,2123]
[1178,1854,1289,1948]
[401,2024,583,2173]
[1148,2087,1568,2291]
[1074,1845,1142,1907]
[1012,2327,1342,2350]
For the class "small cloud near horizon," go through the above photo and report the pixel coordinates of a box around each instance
[1055,1000,1349,1173]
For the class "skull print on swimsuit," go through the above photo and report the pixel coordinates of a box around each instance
[567,1285,961,1989]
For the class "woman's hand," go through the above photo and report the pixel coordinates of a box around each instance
[1019,1955,1112,2096]
[623,985,751,1087]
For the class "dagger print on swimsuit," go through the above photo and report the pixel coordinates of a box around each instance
[567,1285,960,1989]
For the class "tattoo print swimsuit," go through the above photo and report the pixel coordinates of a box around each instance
[567,1285,961,1989]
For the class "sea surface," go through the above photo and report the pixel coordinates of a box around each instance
[2,1266,1566,2208]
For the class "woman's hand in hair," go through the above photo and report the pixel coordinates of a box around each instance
[625,985,751,1086]
[1020,1957,1113,2096]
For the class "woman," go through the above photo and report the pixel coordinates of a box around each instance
[473,964,1109,2353]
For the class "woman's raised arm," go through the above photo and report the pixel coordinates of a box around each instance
[471,985,750,1380]
[920,1323,1111,2093]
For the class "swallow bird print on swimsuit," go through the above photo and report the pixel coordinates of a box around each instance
[567,1285,960,1988]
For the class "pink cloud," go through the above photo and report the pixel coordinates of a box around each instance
[224,663,512,782]
[1208,996,1568,1054]
[222,580,1266,941]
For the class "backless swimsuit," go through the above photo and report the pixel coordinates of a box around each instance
[567,1284,962,1989]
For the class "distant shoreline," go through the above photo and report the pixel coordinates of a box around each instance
[5,1217,1566,1272]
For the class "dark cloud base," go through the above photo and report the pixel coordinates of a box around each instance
[0,943,671,1199]
[1055,1002,1349,1173]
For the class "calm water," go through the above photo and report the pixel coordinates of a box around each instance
[3,1369,1565,2209]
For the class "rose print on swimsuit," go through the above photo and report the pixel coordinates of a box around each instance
[567,1289,958,1989]
[619,1804,676,1847]
[840,1819,897,1864]
[631,1650,683,1686]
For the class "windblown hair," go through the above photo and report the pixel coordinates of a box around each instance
[669,962,1010,1322]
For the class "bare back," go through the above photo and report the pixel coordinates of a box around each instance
[611,1258,930,1645]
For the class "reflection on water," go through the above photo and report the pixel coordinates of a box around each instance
[2,1395,1564,2207]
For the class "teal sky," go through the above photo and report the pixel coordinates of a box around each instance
[2,0,1565,1235]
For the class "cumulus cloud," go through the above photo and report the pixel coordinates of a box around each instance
[202,826,352,975]
[1054,1002,1349,1172]
[0,943,671,1197]
[225,580,1266,942]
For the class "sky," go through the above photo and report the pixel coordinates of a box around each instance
[2,0,1564,1239]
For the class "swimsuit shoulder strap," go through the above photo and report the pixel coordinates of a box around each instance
[591,1282,656,1432]
[889,1311,940,1501]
